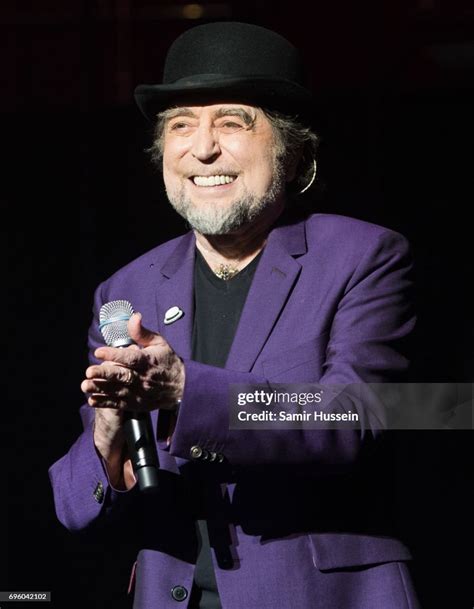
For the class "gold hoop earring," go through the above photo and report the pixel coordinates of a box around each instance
[298,158,317,195]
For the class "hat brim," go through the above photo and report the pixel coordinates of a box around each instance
[134,75,315,124]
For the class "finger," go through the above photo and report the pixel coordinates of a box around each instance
[85,363,136,383]
[128,312,164,348]
[82,378,102,394]
[94,345,144,367]
[88,394,122,409]
[82,379,130,395]
[88,393,147,412]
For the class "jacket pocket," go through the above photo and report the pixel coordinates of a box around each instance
[308,532,413,571]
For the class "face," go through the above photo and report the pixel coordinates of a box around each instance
[161,103,286,235]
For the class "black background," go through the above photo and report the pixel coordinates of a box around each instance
[3,1,473,608]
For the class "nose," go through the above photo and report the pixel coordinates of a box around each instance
[190,124,221,163]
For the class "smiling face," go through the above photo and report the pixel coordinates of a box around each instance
[160,103,286,235]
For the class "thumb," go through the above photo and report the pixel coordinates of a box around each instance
[127,312,162,348]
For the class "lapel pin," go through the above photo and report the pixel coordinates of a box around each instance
[164,306,184,325]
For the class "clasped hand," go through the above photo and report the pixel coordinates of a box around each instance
[81,312,185,413]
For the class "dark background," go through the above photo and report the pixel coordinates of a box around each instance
[3,1,473,608]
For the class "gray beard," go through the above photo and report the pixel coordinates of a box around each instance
[166,167,285,236]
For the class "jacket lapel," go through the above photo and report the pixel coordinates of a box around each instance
[225,219,307,372]
[155,232,196,360]
[153,219,307,371]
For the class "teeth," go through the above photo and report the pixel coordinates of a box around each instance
[192,175,236,187]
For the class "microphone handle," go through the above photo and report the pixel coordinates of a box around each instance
[123,411,160,493]
[114,345,160,493]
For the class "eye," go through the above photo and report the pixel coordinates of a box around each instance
[218,120,245,133]
[170,122,189,131]
[167,120,197,135]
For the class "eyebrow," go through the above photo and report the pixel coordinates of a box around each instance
[160,106,257,128]
[160,107,197,122]
[213,107,256,127]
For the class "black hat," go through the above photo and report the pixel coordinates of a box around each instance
[134,22,314,122]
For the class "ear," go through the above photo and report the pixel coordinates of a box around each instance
[285,146,304,183]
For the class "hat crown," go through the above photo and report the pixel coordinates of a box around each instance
[134,22,314,123]
[163,22,305,85]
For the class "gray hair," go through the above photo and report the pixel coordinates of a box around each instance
[147,107,319,195]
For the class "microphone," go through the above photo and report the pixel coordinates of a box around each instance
[99,300,159,493]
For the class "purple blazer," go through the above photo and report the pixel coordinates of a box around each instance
[49,214,420,609]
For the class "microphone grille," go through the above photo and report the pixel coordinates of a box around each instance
[99,300,135,348]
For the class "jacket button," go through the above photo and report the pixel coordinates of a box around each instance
[171,585,188,601]
[190,445,203,459]
[208,451,217,462]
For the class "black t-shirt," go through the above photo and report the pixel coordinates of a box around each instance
[192,249,262,367]
[188,248,262,609]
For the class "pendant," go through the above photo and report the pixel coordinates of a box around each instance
[214,264,239,281]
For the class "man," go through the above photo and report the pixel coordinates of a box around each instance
[49,22,420,609]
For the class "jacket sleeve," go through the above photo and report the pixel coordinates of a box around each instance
[166,230,416,468]
[48,283,139,531]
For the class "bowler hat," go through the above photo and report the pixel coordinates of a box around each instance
[134,22,314,122]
